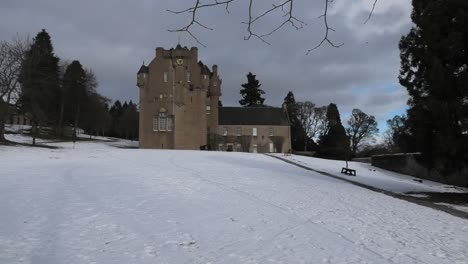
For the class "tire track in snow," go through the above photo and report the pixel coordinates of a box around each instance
[166,154,398,263]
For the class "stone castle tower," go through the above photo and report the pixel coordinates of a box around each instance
[137,45,222,149]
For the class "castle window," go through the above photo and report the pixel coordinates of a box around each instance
[223,127,228,136]
[187,72,191,82]
[152,115,158,131]
[252,127,257,137]
[269,127,274,136]
[154,112,173,132]
[206,105,211,114]
[204,75,207,79]
[158,112,167,131]
[236,127,242,136]
[164,72,168,82]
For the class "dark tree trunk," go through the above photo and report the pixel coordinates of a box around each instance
[57,93,65,136]
[73,104,81,143]
[0,118,6,142]
[31,121,37,145]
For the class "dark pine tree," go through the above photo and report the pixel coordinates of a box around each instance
[18,29,60,144]
[239,72,265,107]
[283,91,304,151]
[318,103,350,160]
[399,0,468,174]
[109,100,123,138]
[62,60,86,141]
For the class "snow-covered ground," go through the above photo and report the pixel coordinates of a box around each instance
[1,141,468,263]
[273,154,468,194]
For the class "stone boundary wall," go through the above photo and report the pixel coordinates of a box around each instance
[352,157,371,163]
[371,153,468,187]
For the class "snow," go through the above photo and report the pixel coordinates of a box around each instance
[273,154,468,194]
[1,141,468,263]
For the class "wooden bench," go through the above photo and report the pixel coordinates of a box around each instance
[341,167,356,176]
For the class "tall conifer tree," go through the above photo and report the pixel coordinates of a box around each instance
[239,72,265,107]
[19,29,60,144]
[399,0,468,173]
[318,103,350,159]
[283,91,304,151]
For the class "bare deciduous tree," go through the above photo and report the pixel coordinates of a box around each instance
[346,108,379,155]
[167,0,379,52]
[309,105,327,139]
[0,36,30,141]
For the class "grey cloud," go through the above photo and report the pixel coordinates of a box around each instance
[0,0,412,132]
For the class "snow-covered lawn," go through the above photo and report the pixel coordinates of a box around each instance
[273,154,468,194]
[1,141,468,263]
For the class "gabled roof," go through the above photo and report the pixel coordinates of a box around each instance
[219,107,290,126]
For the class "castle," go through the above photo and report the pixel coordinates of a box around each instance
[137,45,291,153]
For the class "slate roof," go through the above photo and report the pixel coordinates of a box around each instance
[219,107,290,126]
[137,65,149,74]
[198,61,212,75]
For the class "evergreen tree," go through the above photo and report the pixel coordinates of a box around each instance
[62,60,86,141]
[80,93,110,137]
[18,29,60,144]
[283,91,303,150]
[239,72,265,107]
[119,101,139,140]
[318,103,350,160]
[109,100,123,137]
[399,0,468,173]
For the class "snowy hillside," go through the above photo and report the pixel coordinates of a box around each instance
[1,141,468,263]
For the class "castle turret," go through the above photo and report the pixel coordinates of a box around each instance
[137,64,149,88]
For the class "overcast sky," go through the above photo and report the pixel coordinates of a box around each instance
[0,0,412,134]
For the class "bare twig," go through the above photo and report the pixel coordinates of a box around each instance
[307,0,343,54]
[167,0,378,53]
[364,0,378,24]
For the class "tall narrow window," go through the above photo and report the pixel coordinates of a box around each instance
[164,72,168,82]
[223,127,228,136]
[159,113,167,131]
[252,127,257,137]
[152,115,158,131]
[206,105,211,114]
[187,71,191,82]
[269,127,274,136]
[236,127,242,136]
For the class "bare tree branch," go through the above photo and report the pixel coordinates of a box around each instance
[364,0,378,24]
[167,0,378,53]
[307,0,343,54]
[167,0,235,47]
